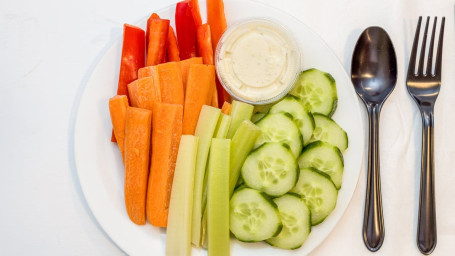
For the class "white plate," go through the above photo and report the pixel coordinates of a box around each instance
[74,0,364,255]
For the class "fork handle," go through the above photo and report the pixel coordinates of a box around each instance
[417,110,437,255]
[363,104,385,251]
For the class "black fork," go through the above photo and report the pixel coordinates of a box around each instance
[406,16,445,255]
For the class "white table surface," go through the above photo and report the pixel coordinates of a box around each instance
[1,0,454,255]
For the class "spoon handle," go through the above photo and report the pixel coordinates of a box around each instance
[417,109,437,255]
[363,104,385,251]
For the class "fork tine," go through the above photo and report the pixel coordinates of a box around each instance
[426,17,437,76]
[408,16,422,77]
[417,17,430,75]
[435,17,445,76]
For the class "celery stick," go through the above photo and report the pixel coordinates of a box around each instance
[230,120,261,195]
[226,100,254,138]
[214,113,232,139]
[166,135,199,256]
[207,138,231,256]
[191,105,221,246]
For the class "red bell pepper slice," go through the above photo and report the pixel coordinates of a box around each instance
[111,24,146,142]
[196,24,214,65]
[189,0,203,27]
[175,1,198,60]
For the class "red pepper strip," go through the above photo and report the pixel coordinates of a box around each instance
[111,24,146,142]
[175,1,198,60]
[196,24,214,65]
[189,0,202,27]
[146,19,169,66]
[167,26,180,62]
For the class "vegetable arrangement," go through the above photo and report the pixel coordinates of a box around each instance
[108,0,349,255]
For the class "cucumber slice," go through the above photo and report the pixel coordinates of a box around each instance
[269,95,315,145]
[230,187,282,242]
[242,143,298,197]
[251,112,266,123]
[254,113,303,157]
[266,194,311,249]
[289,69,337,116]
[290,168,338,225]
[310,114,348,153]
[298,141,344,189]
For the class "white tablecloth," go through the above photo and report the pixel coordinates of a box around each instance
[1,0,454,255]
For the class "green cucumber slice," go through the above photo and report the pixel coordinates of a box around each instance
[230,187,282,242]
[310,114,348,153]
[254,113,303,157]
[266,194,311,249]
[241,143,298,197]
[298,141,344,189]
[289,69,337,116]
[290,168,338,225]
[269,95,315,145]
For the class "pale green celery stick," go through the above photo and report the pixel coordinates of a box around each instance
[199,114,231,219]
[226,100,254,138]
[201,208,208,249]
[191,105,221,247]
[229,120,261,195]
[207,139,231,256]
[214,113,232,139]
[166,135,199,256]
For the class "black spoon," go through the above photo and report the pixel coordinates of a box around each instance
[351,26,397,252]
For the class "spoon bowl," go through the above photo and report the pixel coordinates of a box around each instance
[351,26,397,252]
[352,27,397,105]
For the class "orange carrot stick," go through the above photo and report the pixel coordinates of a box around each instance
[138,65,159,79]
[178,57,203,93]
[146,19,169,66]
[207,0,227,49]
[156,62,184,105]
[124,107,153,225]
[127,77,161,111]
[146,103,183,227]
[109,95,129,159]
[221,101,231,115]
[182,64,216,135]
[196,24,218,107]
[167,26,180,62]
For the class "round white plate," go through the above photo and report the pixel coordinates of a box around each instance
[74,0,364,255]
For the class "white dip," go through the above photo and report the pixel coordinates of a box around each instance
[216,19,299,104]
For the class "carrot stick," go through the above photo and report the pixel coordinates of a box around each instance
[189,0,203,27]
[207,0,227,49]
[138,65,159,79]
[146,13,160,52]
[146,103,183,227]
[167,26,180,62]
[124,107,152,225]
[127,77,161,111]
[146,19,169,66]
[221,101,231,115]
[196,24,218,107]
[178,57,203,93]
[182,64,216,135]
[109,95,129,159]
[155,62,184,105]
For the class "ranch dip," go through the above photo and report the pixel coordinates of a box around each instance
[215,19,300,104]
